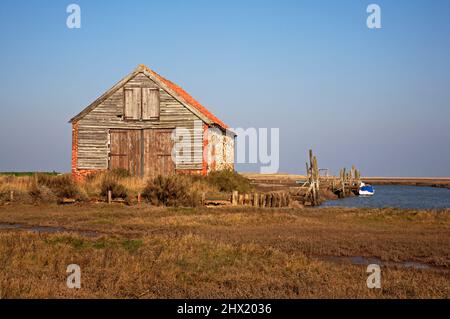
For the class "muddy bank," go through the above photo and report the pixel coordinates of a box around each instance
[0,223,101,237]
[314,255,446,271]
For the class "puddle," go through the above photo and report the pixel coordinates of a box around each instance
[0,223,100,238]
[317,255,443,270]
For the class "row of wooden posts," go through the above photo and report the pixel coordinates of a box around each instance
[107,190,142,204]
[230,190,291,208]
[299,150,363,205]
[332,165,362,197]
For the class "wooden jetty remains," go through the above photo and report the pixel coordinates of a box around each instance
[240,150,362,207]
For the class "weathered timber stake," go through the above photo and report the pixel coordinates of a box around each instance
[238,194,244,206]
[9,190,14,202]
[260,194,266,207]
[272,194,278,207]
[286,193,291,206]
[266,194,272,207]
[281,193,287,207]
[253,193,259,207]
[313,155,320,205]
[244,194,250,206]
[137,193,142,204]
[232,191,238,206]
[306,149,321,206]
[108,190,112,204]
[341,168,346,197]
[201,192,206,206]
[351,165,355,186]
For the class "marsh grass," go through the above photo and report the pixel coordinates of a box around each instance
[142,175,204,207]
[0,226,448,298]
[0,170,251,207]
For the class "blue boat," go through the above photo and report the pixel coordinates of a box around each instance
[359,182,375,196]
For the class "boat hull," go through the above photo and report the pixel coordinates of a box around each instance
[359,184,375,196]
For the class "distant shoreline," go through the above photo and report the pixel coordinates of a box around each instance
[362,177,450,189]
[241,173,450,189]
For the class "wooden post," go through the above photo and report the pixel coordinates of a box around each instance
[108,190,112,204]
[275,193,280,207]
[313,155,320,205]
[260,194,266,207]
[266,193,272,207]
[282,193,287,207]
[232,191,238,206]
[253,193,259,207]
[244,194,249,206]
[277,193,283,207]
[342,167,347,197]
[306,149,321,206]
[351,165,355,187]
[9,190,14,202]
[238,194,244,206]
[137,193,142,204]
[201,192,206,206]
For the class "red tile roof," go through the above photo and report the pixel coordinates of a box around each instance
[140,64,228,129]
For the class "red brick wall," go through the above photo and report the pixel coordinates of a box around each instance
[176,169,203,176]
[71,122,79,180]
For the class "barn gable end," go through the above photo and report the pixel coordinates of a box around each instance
[70,65,234,180]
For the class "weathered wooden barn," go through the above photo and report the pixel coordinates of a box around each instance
[70,64,235,181]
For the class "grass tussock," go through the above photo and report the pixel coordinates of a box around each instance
[35,174,87,202]
[205,169,252,193]
[100,178,129,200]
[142,175,201,207]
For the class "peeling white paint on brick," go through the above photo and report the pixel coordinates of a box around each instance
[206,128,235,172]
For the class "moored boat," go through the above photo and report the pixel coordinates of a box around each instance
[359,182,375,196]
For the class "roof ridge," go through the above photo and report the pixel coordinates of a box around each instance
[139,64,229,129]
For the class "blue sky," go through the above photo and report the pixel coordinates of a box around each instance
[0,0,449,176]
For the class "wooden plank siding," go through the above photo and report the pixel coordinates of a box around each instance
[143,129,175,178]
[76,72,203,171]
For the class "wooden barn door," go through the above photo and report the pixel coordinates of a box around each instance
[143,129,175,178]
[109,130,143,176]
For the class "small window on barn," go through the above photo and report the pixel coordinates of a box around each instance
[124,88,142,120]
[142,88,160,120]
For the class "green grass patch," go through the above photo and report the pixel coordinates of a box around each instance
[0,171,59,177]
[45,236,87,249]
[121,239,143,253]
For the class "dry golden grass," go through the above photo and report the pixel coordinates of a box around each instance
[0,175,32,193]
[0,204,448,298]
[0,231,448,299]
[0,172,221,203]
[80,172,147,198]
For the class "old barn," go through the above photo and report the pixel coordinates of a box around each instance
[70,65,235,181]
